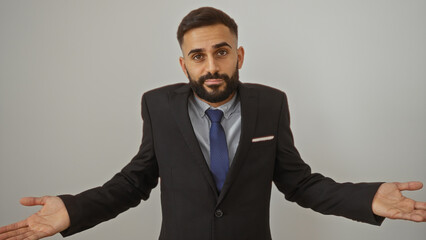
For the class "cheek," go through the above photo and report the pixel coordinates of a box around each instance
[220,57,238,70]
[185,64,203,78]
[221,63,237,76]
[187,70,203,83]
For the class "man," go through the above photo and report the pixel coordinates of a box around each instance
[0,6,425,240]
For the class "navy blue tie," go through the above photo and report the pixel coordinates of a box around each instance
[205,109,229,192]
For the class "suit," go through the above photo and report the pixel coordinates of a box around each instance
[59,83,384,240]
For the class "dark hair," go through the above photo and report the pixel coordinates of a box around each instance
[177,7,238,47]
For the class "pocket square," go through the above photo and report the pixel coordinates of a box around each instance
[252,135,274,142]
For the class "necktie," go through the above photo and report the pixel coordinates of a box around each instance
[205,109,229,192]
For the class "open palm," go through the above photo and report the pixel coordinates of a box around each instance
[0,196,70,240]
[372,182,426,222]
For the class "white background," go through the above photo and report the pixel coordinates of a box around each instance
[1,0,425,239]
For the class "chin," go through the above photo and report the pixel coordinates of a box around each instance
[204,84,226,91]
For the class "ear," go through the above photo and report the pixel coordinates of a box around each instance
[179,57,189,78]
[237,46,245,69]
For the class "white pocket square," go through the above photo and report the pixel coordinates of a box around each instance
[252,135,274,143]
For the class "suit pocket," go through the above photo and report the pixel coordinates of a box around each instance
[250,137,276,149]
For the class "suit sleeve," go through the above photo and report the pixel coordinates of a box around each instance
[59,94,159,237]
[273,93,385,225]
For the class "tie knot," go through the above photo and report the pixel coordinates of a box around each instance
[205,109,224,123]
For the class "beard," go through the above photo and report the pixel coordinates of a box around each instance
[187,65,240,103]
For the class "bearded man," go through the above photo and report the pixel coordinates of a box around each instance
[0,6,425,240]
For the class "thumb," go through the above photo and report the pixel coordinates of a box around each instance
[396,181,423,191]
[20,196,46,206]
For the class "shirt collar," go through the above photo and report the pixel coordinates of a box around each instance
[191,92,239,119]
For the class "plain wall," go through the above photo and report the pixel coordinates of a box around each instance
[1,0,425,239]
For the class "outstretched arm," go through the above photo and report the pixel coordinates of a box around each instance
[372,181,426,222]
[0,196,70,240]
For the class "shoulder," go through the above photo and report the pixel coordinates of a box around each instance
[241,82,286,94]
[141,83,190,102]
[240,82,288,102]
[144,83,188,96]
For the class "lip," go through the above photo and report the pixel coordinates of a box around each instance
[204,79,224,86]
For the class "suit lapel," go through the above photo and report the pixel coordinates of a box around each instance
[169,84,219,196]
[217,84,258,204]
[168,83,259,201]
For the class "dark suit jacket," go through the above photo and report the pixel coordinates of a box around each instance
[59,83,384,240]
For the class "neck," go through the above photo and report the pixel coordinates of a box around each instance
[194,91,236,108]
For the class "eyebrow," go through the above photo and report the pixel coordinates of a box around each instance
[187,41,232,56]
[213,42,232,49]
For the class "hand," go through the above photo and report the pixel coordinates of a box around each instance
[372,181,426,222]
[0,196,70,240]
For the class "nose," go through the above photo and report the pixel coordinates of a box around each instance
[206,57,219,74]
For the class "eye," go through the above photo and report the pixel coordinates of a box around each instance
[192,54,204,61]
[217,49,228,56]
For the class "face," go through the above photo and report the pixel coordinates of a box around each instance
[179,24,245,106]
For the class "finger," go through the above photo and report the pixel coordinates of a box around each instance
[6,230,37,240]
[19,197,45,207]
[396,181,423,191]
[415,201,426,211]
[406,215,423,222]
[391,212,418,222]
[0,227,29,240]
[407,210,426,222]
[392,209,426,222]
[0,220,27,234]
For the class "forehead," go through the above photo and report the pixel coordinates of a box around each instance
[181,24,237,53]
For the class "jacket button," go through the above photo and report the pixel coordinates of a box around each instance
[215,209,223,218]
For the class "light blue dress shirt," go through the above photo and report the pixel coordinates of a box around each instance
[188,93,241,167]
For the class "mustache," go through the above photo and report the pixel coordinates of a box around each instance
[198,72,230,83]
